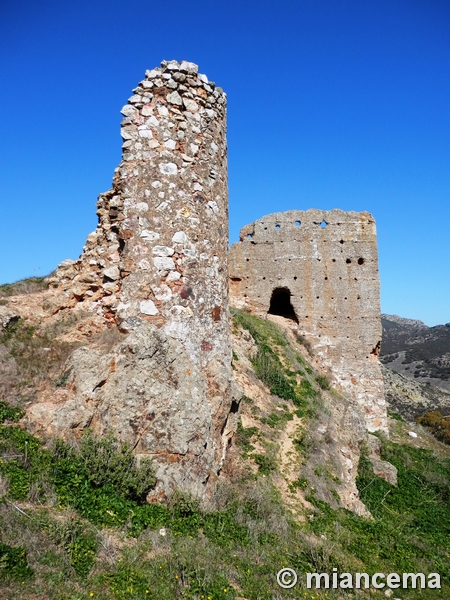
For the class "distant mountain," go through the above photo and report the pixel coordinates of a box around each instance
[381,314,450,393]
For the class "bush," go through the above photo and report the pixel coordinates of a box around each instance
[417,411,450,444]
[0,401,24,424]
[251,452,277,475]
[235,420,258,454]
[46,516,97,576]
[59,430,155,500]
[0,426,156,522]
[315,374,330,390]
[0,542,33,580]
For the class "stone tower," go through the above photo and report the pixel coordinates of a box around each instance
[229,209,387,433]
[34,60,240,500]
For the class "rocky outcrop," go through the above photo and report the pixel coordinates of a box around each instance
[29,60,240,502]
[0,306,19,330]
[229,209,388,433]
[382,364,450,421]
[367,433,397,486]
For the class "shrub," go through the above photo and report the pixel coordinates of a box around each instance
[235,420,258,454]
[52,429,155,501]
[251,452,277,475]
[46,516,97,576]
[0,542,33,580]
[0,426,156,524]
[0,401,24,424]
[417,411,450,444]
[315,374,330,390]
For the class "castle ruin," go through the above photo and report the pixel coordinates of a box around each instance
[229,209,388,433]
[30,60,240,500]
[27,61,388,504]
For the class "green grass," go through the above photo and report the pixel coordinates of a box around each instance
[231,309,320,412]
[1,429,449,598]
[0,401,24,424]
[1,312,450,598]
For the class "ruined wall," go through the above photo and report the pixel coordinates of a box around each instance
[33,60,240,501]
[229,209,387,433]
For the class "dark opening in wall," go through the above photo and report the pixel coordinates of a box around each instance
[268,287,299,323]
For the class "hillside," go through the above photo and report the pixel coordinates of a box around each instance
[381,314,450,392]
[1,284,450,599]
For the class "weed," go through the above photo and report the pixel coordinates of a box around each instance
[288,477,309,492]
[55,368,72,388]
[251,452,277,475]
[388,411,406,422]
[0,401,24,424]
[46,516,97,576]
[261,410,293,429]
[315,374,330,390]
[235,419,258,454]
[253,343,297,400]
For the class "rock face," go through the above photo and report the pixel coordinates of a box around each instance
[229,209,388,433]
[31,60,239,501]
[0,306,19,330]
[382,364,450,421]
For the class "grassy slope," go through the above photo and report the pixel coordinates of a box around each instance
[0,309,449,599]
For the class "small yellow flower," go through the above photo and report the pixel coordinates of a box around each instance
[175,575,179,579]
[224,589,227,592]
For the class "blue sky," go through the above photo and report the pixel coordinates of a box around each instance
[1,0,449,325]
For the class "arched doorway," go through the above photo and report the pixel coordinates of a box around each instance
[268,287,298,323]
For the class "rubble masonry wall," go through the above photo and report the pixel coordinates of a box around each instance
[40,60,239,500]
